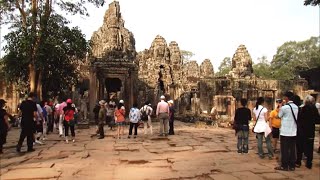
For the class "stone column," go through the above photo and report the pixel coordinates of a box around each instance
[89,66,97,124]
[98,78,105,100]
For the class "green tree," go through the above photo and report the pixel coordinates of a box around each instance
[270,36,320,80]
[1,14,88,98]
[180,50,194,64]
[304,0,320,6]
[253,56,272,79]
[0,0,104,96]
[216,57,232,76]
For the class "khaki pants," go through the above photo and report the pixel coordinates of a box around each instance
[159,113,169,135]
[144,116,153,135]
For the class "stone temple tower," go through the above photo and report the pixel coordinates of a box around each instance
[230,45,253,78]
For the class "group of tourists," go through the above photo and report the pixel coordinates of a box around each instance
[234,91,320,171]
[1,90,320,173]
[94,95,175,140]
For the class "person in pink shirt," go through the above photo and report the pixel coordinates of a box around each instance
[156,95,170,136]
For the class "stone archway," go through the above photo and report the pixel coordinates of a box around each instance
[105,78,122,101]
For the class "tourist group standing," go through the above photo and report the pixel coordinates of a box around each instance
[234,91,320,171]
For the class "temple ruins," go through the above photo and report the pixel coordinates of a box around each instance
[0,1,318,126]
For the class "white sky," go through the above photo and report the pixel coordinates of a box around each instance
[1,0,319,71]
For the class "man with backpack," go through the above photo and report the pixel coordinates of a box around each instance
[140,101,153,135]
[275,91,299,171]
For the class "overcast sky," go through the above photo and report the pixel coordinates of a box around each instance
[1,0,319,71]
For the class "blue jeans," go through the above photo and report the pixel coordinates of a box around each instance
[237,130,249,153]
[257,133,273,157]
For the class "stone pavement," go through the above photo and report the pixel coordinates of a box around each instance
[0,121,319,180]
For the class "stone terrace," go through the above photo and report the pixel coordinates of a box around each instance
[0,121,319,180]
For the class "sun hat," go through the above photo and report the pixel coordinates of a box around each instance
[99,100,106,105]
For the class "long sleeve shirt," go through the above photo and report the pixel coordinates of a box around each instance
[156,100,169,116]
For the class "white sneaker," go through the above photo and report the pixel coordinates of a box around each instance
[35,140,44,145]
[65,139,69,143]
[72,139,75,143]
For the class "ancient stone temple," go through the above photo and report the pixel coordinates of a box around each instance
[88,1,137,120]
[230,45,253,78]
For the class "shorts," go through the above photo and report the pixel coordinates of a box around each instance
[272,127,280,139]
[116,122,125,126]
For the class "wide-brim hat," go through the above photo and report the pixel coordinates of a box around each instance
[99,100,106,105]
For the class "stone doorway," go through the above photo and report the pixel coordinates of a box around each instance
[105,78,122,101]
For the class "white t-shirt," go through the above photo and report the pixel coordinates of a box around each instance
[36,104,43,121]
[253,105,268,133]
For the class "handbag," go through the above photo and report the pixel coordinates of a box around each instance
[252,107,264,133]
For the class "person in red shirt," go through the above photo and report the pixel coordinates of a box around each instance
[115,100,126,139]
[63,99,76,143]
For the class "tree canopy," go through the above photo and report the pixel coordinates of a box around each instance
[1,14,88,98]
[180,50,194,64]
[270,36,320,80]
[252,56,272,79]
[304,0,320,6]
[216,57,232,77]
[0,0,104,98]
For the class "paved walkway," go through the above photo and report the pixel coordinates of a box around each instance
[0,121,319,180]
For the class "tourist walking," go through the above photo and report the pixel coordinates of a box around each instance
[140,101,153,135]
[58,100,67,137]
[0,99,9,154]
[168,100,175,135]
[98,100,106,139]
[63,99,76,143]
[93,102,100,135]
[34,102,45,145]
[275,91,298,171]
[17,93,38,152]
[156,95,169,136]
[269,99,283,153]
[44,101,53,134]
[128,103,141,139]
[115,100,125,139]
[234,98,251,154]
[253,97,273,159]
[295,95,320,169]
[106,101,116,130]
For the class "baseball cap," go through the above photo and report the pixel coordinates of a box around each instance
[66,99,72,103]
[119,100,124,104]
[160,95,165,99]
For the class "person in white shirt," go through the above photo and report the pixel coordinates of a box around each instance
[140,101,153,135]
[156,95,169,136]
[252,97,273,159]
[275,91,299,171]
